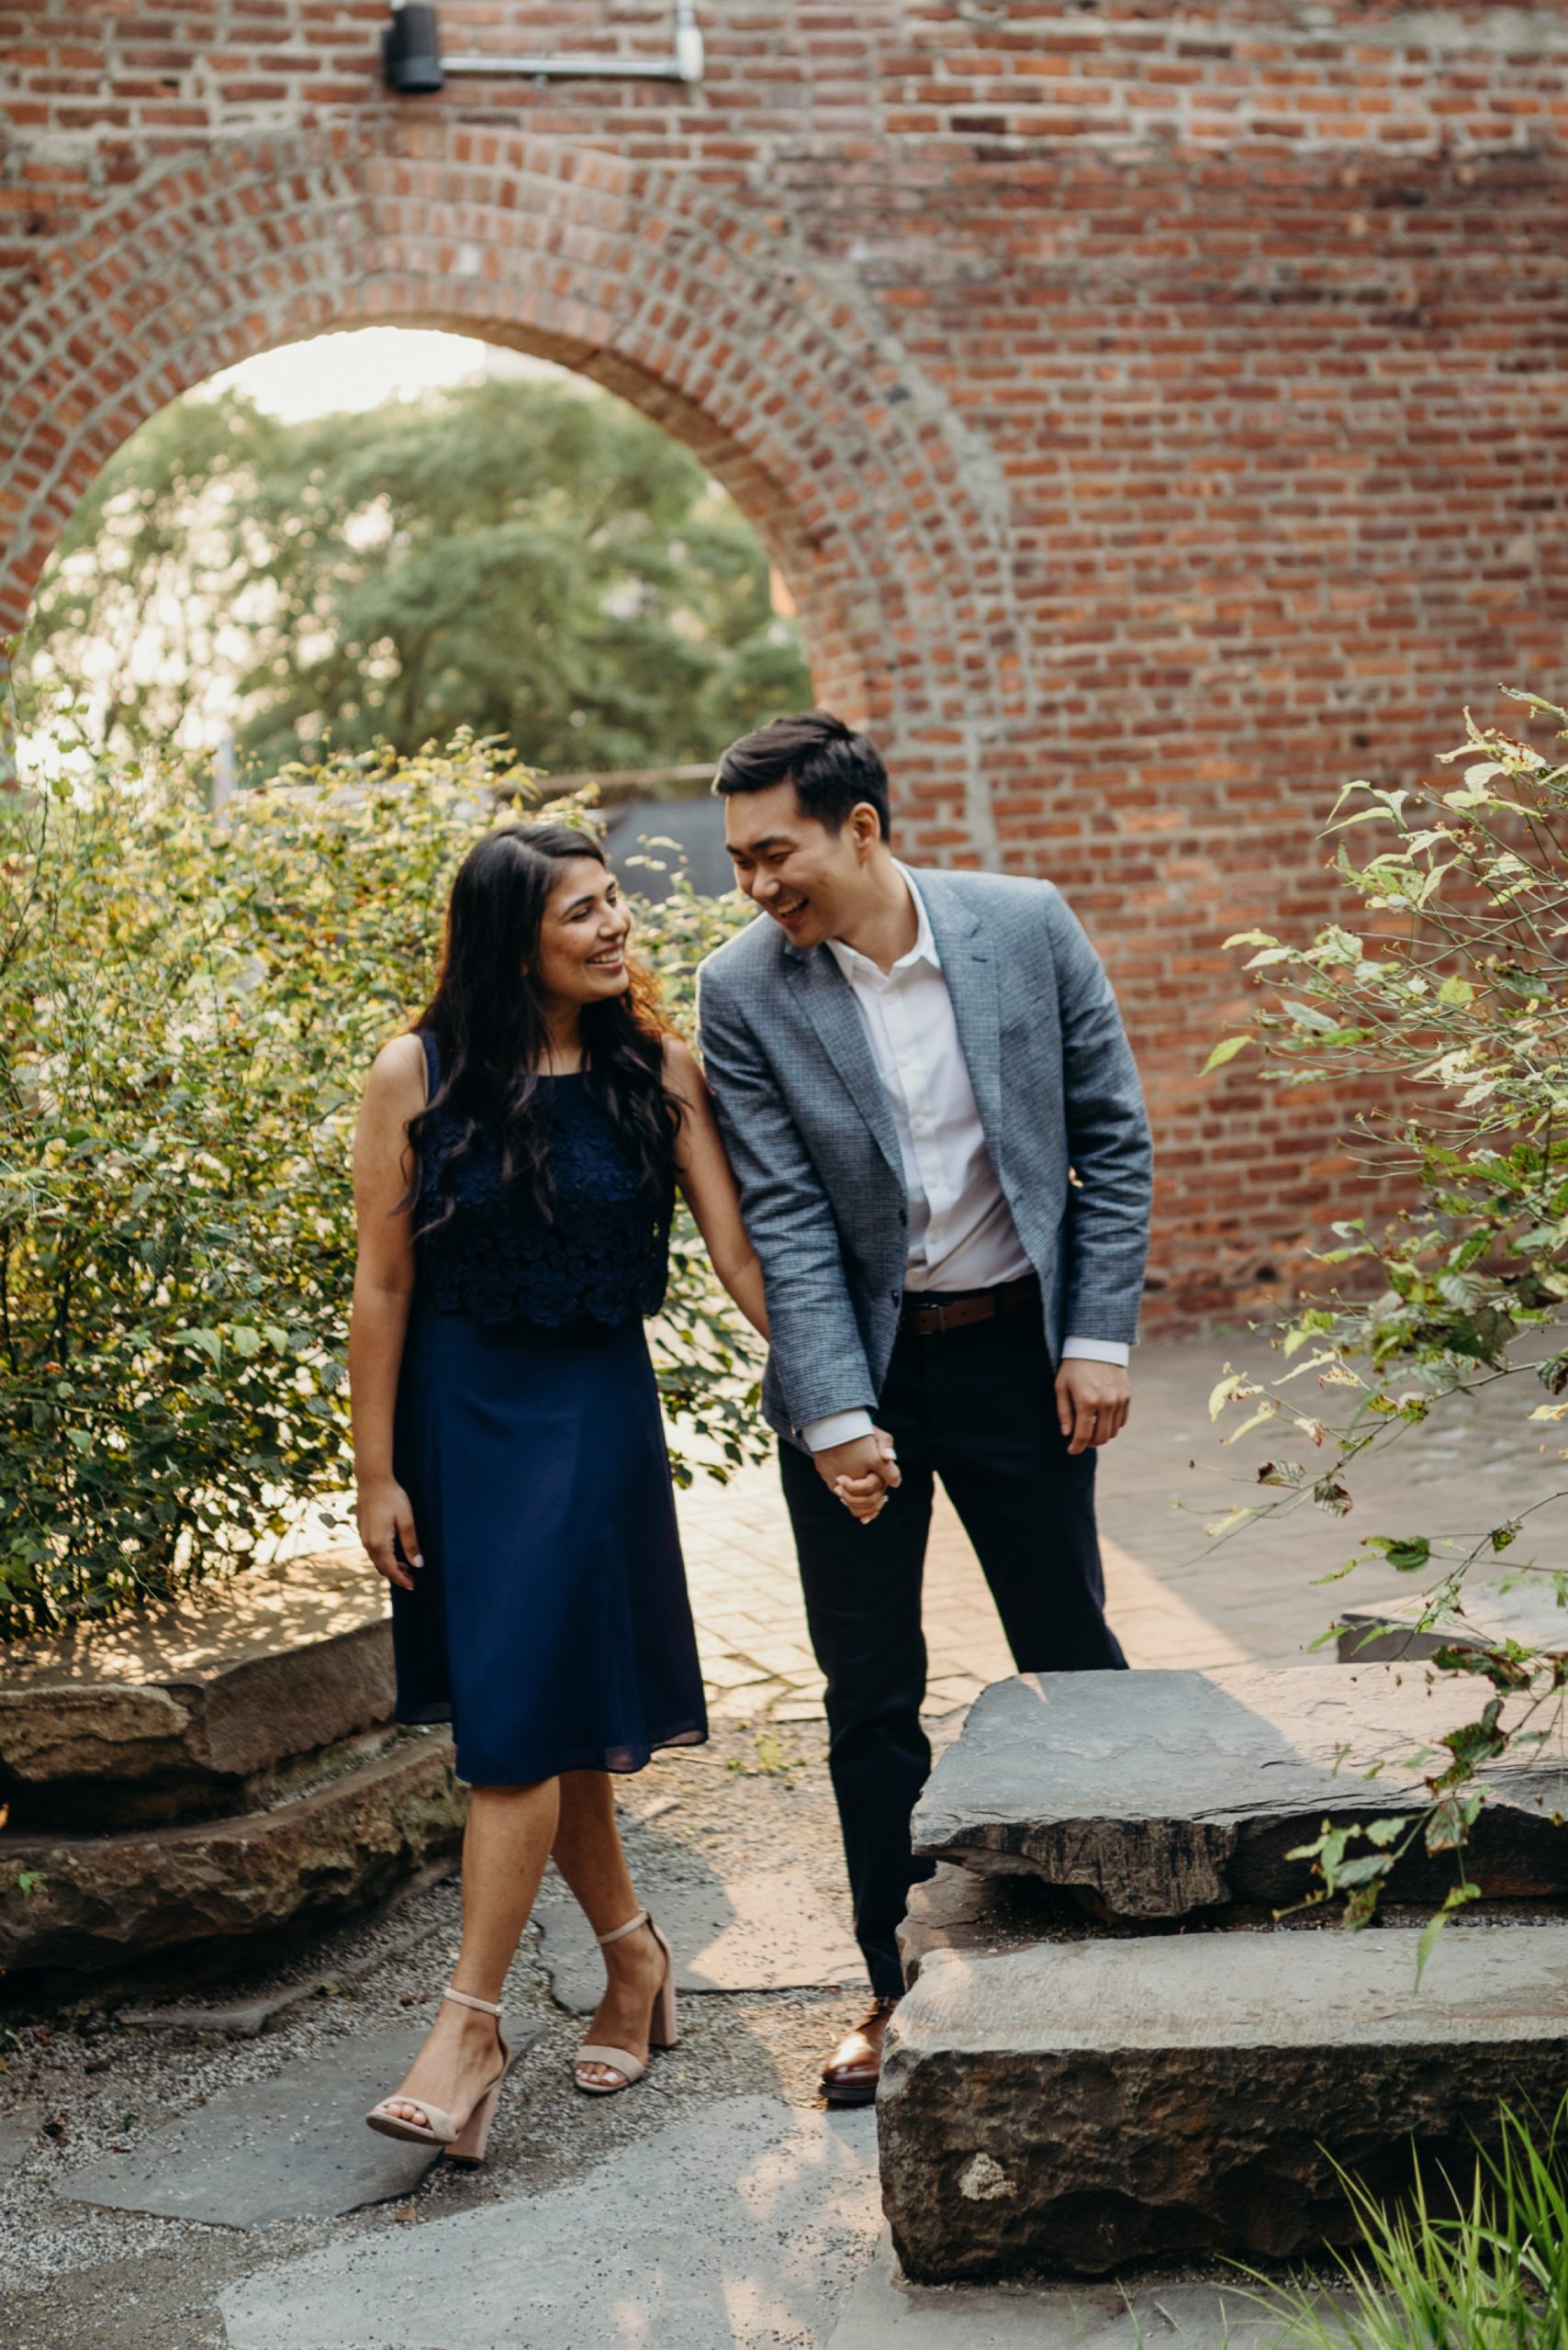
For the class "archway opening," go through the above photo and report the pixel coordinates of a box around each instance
[15,324,818,893]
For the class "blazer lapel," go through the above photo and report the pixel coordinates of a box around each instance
[787,946,904,1181]
[918,871,1003,1147]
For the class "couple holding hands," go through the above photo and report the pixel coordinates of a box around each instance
[350,709,1152,2161]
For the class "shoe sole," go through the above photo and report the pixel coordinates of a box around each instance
[821,2077,879,2108]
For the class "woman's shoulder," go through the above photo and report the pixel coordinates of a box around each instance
[659,1032,706,1103]
[366,1029,429,1107]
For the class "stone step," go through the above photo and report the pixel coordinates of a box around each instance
[0,1547,392,1828]
[1338,1576,1568,1664]
[0,1729,464,1976]
[898,1863,1093,1986]
[913,1665,1568,1919]
[878,1922,1568,2281]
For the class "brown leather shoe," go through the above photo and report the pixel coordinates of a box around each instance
[821,1995,900,2108]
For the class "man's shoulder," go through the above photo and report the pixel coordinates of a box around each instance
[697,905,782,997]
[910,863,1067,928]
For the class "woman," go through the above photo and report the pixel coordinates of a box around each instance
[351,822,882,2165]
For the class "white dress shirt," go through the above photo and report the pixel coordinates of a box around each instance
[802,867,1128,1454]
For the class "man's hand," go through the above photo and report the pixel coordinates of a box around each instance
[1055,1360,1130,1456]
[815,1429,901,1523]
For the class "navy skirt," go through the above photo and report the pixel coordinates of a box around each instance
[390,1299,708,1785]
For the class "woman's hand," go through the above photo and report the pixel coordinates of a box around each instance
[357,1475,423,1592]
[833,1427,900,1525]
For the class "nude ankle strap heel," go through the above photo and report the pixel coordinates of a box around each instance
[442,1986,503,2018]
[576,1910,678,2094]
[365,1982,512,2161]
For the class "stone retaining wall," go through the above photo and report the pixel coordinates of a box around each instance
[0,1551,465,1980]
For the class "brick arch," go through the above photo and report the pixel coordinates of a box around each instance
[0,124,1022,862]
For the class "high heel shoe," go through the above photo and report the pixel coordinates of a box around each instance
[366,1986,513,2164]
[574,1909,677,2096]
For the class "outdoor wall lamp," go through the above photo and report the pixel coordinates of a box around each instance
[382,1,705,93]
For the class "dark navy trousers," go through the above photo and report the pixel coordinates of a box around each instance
[778,1308,1125,1997]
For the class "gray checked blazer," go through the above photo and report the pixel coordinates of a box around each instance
[695,866,1154,1450]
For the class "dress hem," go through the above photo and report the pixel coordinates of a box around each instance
[398,1707,709,1786]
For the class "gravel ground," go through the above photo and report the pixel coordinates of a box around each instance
[0,1719,900,2350]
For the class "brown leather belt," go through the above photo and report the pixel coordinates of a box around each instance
[899,1274,1039,1339]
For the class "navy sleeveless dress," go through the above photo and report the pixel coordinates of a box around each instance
[390,1031,707,1785]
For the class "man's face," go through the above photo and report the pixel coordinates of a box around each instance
[722,779,877,951]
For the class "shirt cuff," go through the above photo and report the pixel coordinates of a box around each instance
[802,1408,877,1452]
[1061,1337,1130,1368]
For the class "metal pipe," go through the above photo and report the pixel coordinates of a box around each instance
[386,1,704,89]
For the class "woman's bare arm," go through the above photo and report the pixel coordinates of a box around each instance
[663,1035,768,1339]
[349,1032,427,1591]
[665,1037,898,1522]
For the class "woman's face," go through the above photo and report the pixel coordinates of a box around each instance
[530,855,633,1010]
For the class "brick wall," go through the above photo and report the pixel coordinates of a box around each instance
[6,3,1568,1324]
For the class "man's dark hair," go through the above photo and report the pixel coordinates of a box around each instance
[713,711,890,838]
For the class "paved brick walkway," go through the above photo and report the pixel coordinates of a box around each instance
[678,1331,1567,1723]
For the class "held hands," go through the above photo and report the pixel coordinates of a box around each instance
[815,1428,902,1525]
[358,1475,423,1592]
[1055,1359,1131,1456]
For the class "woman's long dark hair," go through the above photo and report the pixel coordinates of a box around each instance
[405,823,679,1227]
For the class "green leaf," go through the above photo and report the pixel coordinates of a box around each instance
[1415,1881,1481,1986]
[174,1326,225,1367]
[1367,1535,1432,1574]
[1203,1034,1253,1074]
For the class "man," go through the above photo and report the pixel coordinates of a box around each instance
[696,711,1152,2105]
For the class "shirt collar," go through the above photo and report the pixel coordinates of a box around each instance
[826,864,942,988]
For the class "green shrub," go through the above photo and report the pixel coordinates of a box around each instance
[0,737,761,1640]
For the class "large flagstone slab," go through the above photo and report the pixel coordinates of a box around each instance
[829,2237,1316,2348]
[534,1864,862,2009]
[878,1923,1568,2279]
[219,2094,881,2349]
[54,2026,542,2226]
[913,1666,1568,1919]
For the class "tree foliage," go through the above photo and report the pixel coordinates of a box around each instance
[1207,691,1568,1949]
[0,734,762,1642]
[17,379,810,778]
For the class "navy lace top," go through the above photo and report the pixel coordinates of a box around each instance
[410,1031,673,1328]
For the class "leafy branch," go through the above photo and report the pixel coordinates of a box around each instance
[1206,691,1568,1951]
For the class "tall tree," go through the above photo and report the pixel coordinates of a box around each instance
[18,378,810,777]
